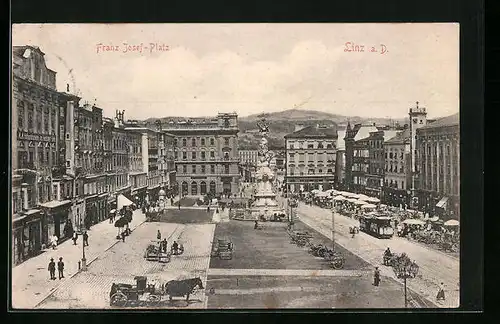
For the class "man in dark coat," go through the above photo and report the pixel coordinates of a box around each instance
[121,231,126,242]
[48,258,56,280]
[83,231,89,246]
[57,257,65,279]
[172,241,179,255]
[161,238,168,253]
[72,231,78,245]
[373,267,381,286]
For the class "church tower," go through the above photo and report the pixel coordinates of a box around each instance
[409,101,427,192]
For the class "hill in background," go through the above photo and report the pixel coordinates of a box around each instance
[143,109,408,150]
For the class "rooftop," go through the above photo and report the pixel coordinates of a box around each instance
[419,113,459,129]
[385,128,411,144]
[285,125,338,139]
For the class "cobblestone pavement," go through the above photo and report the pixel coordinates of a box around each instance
[36,222,215,309]
[291,201,459,308]
[206,275,431,308]
[11,209,146,309]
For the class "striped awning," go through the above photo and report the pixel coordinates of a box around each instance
[436,197,449,209]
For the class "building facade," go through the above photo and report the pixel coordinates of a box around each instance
[344,123,379,191]
[383,128,412,207]
[415,113,460,219]
[11,45,80,265]
[284,125,338,193]
[164,113,240,196]
[239,150,259,183]
[110,111,131,200]
[126,128,148,205]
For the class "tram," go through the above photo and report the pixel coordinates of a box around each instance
[359,215,394,239]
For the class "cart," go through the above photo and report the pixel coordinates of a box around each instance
[211,238,233,260]
[109,276,204,306]
[144,243,171,263]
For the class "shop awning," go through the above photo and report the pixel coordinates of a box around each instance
[40,200,71,209]
[436,197,449,209]
[117,194,134,210]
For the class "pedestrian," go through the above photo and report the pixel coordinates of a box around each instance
[121,231,126,242]
[51,234,58,250]
[216,208,219,214]
[170,198,174,206]
[436,282,446,301]
[207,205,210,213]
[373,267,381,286]
[162,238,168,253]
[157,230,161,241]
[172,241,179,255]
[57,257,65,279]
[178,203,181,210]
[83,231,89,246]
[48,258,56,280]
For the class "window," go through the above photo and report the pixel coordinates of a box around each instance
[327,169,333,174]
[182,152,187,160]
[307,144,314,149]
[174,139,178,147]
[210,151,215,159]
[308,153,314,162]
[308,169,315,175]
[210,138,215,146]
[174,151,178,159]
[289,143,295,149]
[201,138,205,146]
[191,182,198,195]
[192,165,196,174]
[318,142,324,149]
[224,137,230,146]
[201,151,206,160]
[192,138,196,147]
[318,169,323,173]
[209,181,216,193]
[289,167,294,175]
[317,153,323,162]
[224,165,230,174]
[182,165,187,173]
[182,138,187,147]
[201,165,206,173]
[224,152,229,160]
[210,165,215,174]
[28,103,34,129]
[289,153,295,162]
[191,151,196,160]
[299,153,305,163]
[17,101,24,128]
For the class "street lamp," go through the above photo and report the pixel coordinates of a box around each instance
[331,202,335,252]
[392,255,418,308]
[81,232,87,271]
[288,198,298,231]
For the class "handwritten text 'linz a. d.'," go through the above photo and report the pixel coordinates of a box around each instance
[344,42,388,54]
[96,43,170,54]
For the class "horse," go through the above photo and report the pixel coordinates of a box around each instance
[164,277,204,302]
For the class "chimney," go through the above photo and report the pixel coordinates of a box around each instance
[295,124,305,132]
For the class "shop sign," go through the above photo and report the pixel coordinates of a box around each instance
[17,130,56,142]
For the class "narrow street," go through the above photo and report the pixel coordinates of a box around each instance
[293,201,459,308]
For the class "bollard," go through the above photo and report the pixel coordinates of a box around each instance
[78,261,81,270]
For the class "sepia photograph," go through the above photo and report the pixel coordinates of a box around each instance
[10,23,460,310]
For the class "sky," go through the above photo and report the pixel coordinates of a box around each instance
[12,23,459,120]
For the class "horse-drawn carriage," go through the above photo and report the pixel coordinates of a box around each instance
[308,243,346,269]
[109,276,204,307]
[211,238,233,260]
[289,231,313,247]
[144,243,172,263]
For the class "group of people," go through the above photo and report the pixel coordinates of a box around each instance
[156,230,183,255]
[48,257,65,280]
